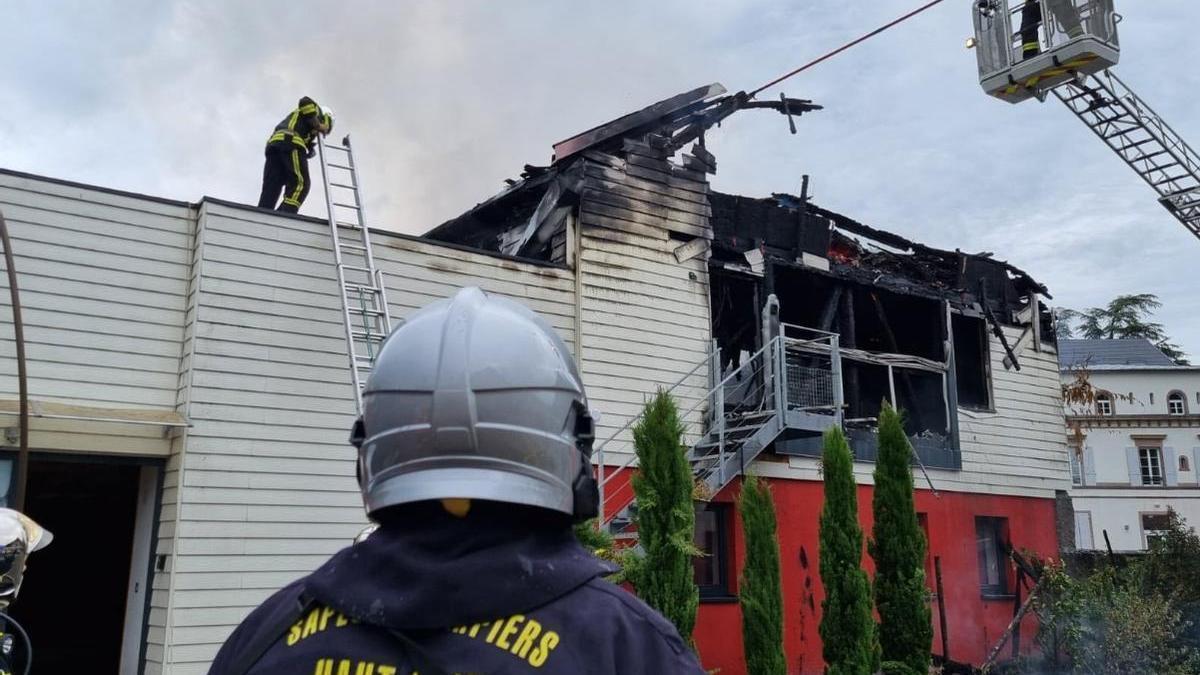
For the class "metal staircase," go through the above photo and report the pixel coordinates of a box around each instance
[316,134,393,414]
[1055,70,1200,240]
[595,316,844,532]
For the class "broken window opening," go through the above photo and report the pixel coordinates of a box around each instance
[952,313,993,410]
[710,269,760,379]
[766,266,959,469]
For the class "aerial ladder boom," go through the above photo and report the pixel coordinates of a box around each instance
[1053,71,1200,239]
[972,0,1200,241]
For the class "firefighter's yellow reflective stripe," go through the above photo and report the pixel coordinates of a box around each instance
[998,54,1100,96]
[287,109,301,131]
[298,103,319,115]
[287,150,305,205]
[269,131,311,149]
[1022,42,1040,51]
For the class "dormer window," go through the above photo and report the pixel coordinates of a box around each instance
[1168,391,1186,416]
[1095,392,1114,416]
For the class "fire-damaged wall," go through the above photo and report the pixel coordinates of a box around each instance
[706,190,1064,483]
[422,82,1072,673]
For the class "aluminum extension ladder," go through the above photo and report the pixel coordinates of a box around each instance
[1055,70,1200,240]
[316,134,393,414]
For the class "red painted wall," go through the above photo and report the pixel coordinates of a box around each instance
[691,477,1060,675]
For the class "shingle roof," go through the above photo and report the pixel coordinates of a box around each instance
[1058,338,1176,368]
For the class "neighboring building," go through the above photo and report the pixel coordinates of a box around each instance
[1060,338,1200,552]
[0,83,1069,675]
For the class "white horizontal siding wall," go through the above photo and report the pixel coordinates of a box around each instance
[955,325,1070,495]
[577,149,713,466]
[371,234,576,351]
[165,201,358,675]
[167,203,577,673]
[768,324,1071,498]
[0,173,192,440]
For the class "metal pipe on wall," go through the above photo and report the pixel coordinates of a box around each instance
[0,210,29,511]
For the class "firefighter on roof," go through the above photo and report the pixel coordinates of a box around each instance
[209,287,706,675]
[257,97,333,214]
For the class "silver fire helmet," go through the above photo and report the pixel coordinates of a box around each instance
[350,287,598,522]
[0,509,52,604]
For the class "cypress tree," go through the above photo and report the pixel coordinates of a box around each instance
[869,402,932,675]
[631,390,699,641]
[738,474,787,675]
[818,426,876,675]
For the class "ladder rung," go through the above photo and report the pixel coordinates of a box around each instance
[345,282,379,292]
[336,220,362,230]
[1137,150,1171,162]
[1103,127,1143,140]
[348,306,385,316]
[339,242,367,251]
[333,201,360,209]
[1093,112,1132,125]
[341,264,372,273]
[330,181,357,189]
[351,329,386,340]
[1115,138,1157,153]
[327,162,353,170]
[1153,175,1190,187]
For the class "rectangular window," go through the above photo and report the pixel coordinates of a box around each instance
[694,503,732,599]
[976,516,1009,596]
[1169,397,1185,416]
[952,314,991,410]
[1139,447,1164,486]
[1069,447,1083,486]
[1142,512,1171,547]
[1074,511,1094,549]
[1096,397,1113,416]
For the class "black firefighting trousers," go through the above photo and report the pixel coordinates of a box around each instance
[258,146,310,214]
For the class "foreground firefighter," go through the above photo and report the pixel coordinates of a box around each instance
[209,287,704,674]
[0,508,53,675]
[257,97,333,213]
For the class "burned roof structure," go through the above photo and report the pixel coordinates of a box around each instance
[426,81,1047,329]
[425,82,820,259]
[427,83,1056,471]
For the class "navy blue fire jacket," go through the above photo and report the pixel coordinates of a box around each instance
[208,503,705,674]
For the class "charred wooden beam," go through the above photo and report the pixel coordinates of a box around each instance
[980,279,1021,371]
[839,287,860,413]
[870,292,924,431]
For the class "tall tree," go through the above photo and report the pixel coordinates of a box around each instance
[630,390,699,642]
[818,426,877,675]
[870,403,932,675]
[1059,294,1188,364]
[738,474,787,675]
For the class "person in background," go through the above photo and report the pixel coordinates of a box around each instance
[257,97,333,213]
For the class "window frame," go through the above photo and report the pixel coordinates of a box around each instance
[951,313,994,412]
[1141,512,1172,548]
[694,502,735,601]
[1139,447,1164,486]
[1168,391,1187,416]
[975,516,1011,598]
[1095,393,1114,416]
[1069,445,1083,486]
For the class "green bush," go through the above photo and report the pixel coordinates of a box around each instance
[818,426,876,675]
[1036,529,1200,675]
[738,474,787,675]
[628,390,699,642]
[869,403,931,675]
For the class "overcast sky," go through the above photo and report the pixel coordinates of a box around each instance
[3,1,1198,354]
